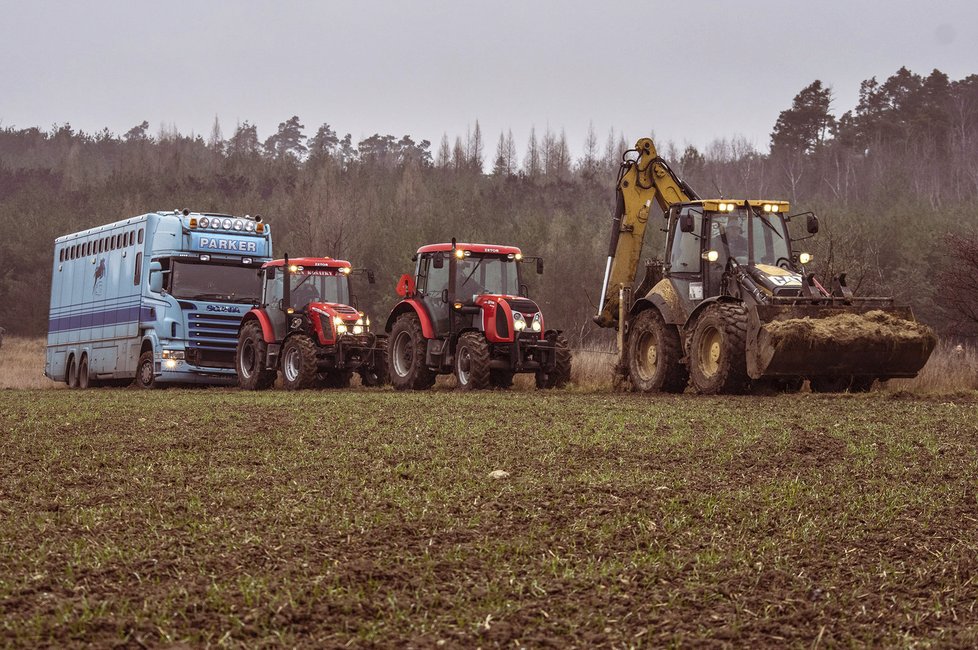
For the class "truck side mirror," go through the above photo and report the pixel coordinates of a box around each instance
[807,214,820,234]
[536,258,544,275]
[679,213,695,233]
[433,254,444,269]
[148,261,163,293]
[367,269,376,284]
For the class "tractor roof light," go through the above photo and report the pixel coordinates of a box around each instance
[515,252,523,261]
[455,249,465,259]
[340,267,351,274]
[289,264,300,273]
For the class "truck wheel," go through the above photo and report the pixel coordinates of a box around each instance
[389,313,436,391]
[359,337,390,387]
[319,370,352,389]
[455,332,491,390]
[536,333,571,389]
[77,355,91,389]
[689,302,750,395]
[626,308,688,393]
[66,356,79,389]
[490,369,514,389]
[133,351,156,389]
[281,335,318,390]
[810,376,853,393]
[237,321,276,390]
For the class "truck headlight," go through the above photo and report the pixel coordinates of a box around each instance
[513,311,526,331]
[161,350,185,360]
[531,313,542,332]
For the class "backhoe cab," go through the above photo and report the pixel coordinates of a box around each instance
[236,256,387,390]
[385,241,571,390]
[596,138,935,394]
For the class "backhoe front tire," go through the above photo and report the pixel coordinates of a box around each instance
[536,333,571,389]
[237,321,276,390]
[281,335,318,390]
[688,302,750,395]
[389,313,436,391]
[626,308,688,393]
[455,332,491,390]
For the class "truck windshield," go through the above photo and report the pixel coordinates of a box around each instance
[290,271,351,307]
[170,260,261,303]
[708,209,791,266]
[456,255,520,298]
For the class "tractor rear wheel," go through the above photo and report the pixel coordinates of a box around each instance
[490,369,514,389]
[281,335,318,390]
[626,308,687,393]
[688,302,750,395]
[237,321,276,390]
[536,333,571,389]
[359,337,390,387]
[389,313,436,391]
[455,332,491,390]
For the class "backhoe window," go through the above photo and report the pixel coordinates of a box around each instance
[670,211,702,272]
[709,210,790,266]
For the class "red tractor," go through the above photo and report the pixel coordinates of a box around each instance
[385,240,571,390]
[235,256,387,390]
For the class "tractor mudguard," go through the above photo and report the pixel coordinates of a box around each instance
[384,299,435,339]
[242,309,275,343]
[632,279,685,325]
[683,296,739,332]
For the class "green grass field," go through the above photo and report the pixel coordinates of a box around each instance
[2,389,977,647]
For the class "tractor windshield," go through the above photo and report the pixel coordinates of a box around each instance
[169,260,262,304]
[288,270,351,308]
[709,209,791,267]
[456,255,520,298]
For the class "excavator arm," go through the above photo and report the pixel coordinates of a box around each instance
[593,137,697,327]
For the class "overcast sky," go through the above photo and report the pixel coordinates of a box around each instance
[2,0,976,159]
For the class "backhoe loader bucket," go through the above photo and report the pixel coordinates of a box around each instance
[746,304,936,381]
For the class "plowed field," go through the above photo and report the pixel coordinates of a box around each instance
[2,389,977,647]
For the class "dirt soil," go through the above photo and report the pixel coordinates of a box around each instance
[764,309,937,346]
[1,390,977,647]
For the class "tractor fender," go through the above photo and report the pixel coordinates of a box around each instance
[384,299,435,339]
[632,279,683,325]
[683,296,742,333]
[241,309,275,343]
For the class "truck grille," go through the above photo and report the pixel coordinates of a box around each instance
[187,312,242,368]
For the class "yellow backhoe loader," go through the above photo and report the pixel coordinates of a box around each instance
[594,138,935,394]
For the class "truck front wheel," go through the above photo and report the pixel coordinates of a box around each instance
[237,321,276,390]
[281,335,318,390]
[389,313,436,391]
[133,351,156,389]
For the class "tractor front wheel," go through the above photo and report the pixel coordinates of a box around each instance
[281,335,318,390]
[237,321,276,390]
[389,313,436,391]
[455,332,491,390]
[626,308,687,393]
[688,302,750,395]
[536,333,571,389]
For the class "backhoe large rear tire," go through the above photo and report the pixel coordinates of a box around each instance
[455,332,491,390]
[237,321,276,391]
[281,335,318,390]
[626,308,688,393]
[389,313,436,391]
[689,302,750,395]
[536,333,571,389]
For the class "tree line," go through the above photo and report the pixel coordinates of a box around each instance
[1,66,977,340]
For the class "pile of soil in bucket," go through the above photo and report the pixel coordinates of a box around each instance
[763,310,937,348]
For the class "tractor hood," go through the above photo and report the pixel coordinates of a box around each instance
[307,301,362,323]
[748,264,803,296]
[474,294,541,315]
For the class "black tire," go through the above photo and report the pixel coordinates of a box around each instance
[281,335,318,390]
[536,333,572,389]
[688,302,750,395]
[389,313,436,391]
[626,308,688,393]
[133,350,156,389]
[359,337,390,387]
[237,321,276,390]
[319,370,352,389]
[66,356,79,389]
[849,377,875,393]
[751,376,804,395]
[810,376,854,393]
[455,332,491,390]
[77,355,91,389]
[489,369,514,389]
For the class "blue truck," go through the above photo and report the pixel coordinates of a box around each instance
[45,210,273,388]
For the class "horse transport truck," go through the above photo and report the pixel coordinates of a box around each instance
[45,210,273,388]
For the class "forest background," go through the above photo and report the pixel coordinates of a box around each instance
[2,66,977,344]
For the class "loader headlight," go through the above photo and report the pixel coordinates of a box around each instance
[513,311,526,331]
[799,252,813,265]
[701,250,719,262]
[531,313,542,332]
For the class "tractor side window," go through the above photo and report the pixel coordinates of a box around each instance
[670,210,702,272]
[425,254,449,296]
[266,269,283,306]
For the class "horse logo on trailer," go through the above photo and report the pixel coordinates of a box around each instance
[93,259,107,296]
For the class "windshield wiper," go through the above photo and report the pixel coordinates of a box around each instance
[461,257,486,291]
[756,213,784,240]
